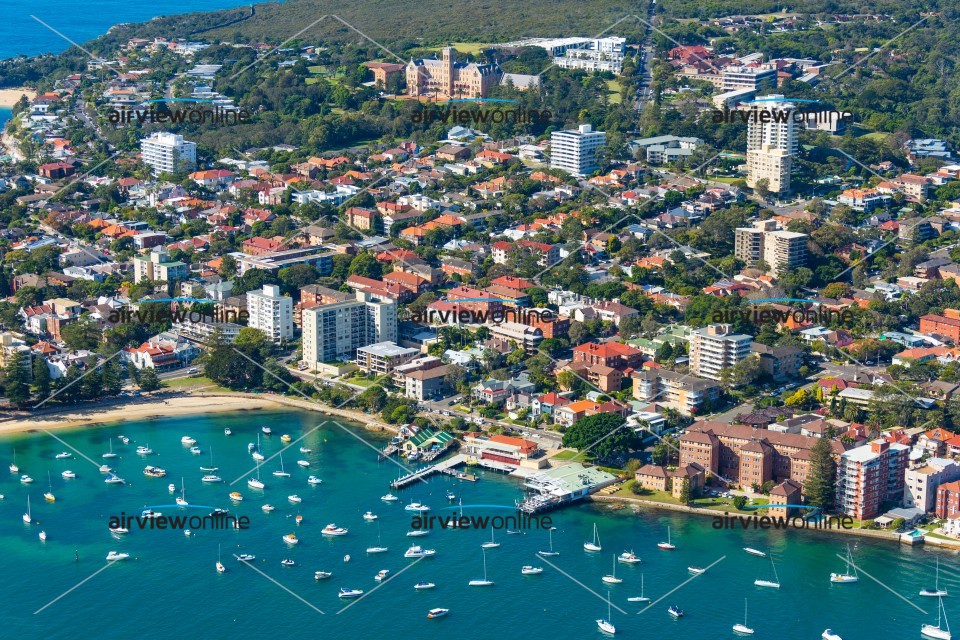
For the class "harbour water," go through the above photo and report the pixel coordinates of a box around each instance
[3,408,955,637]
[1,0,281,60]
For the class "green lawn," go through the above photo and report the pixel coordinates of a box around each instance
[424,42,491,55]
[613,484,681,504]
[606,79,622,104]
[163,375,231,393]
[552,449,585,461]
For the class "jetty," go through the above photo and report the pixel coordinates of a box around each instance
[389,454,478,488]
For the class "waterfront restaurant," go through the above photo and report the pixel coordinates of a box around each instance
[520,463,617,512]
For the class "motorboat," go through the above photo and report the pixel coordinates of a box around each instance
[224,428,232,436]
[252,451,265,461]
[20,474,33,484]
[119,436,130,444]
[296,515,303,525]
[211,508,230,517]
[247,477,265,490]
[381,494,399,502]
[229,492,243,501]
[237,554,255,562]
[261,426,272,435]
[446,491,456,501]
[584,523,601,552]
[61,470,76,479]
[822,631,843,640]
[106,551,130,561]
[658,526,676,550]
[308,476,322,485]
[297,460,310,468]
[55,452,72,459]
[281,434,292,443]
[184,530,192,537]
[521,565,543,575]
[344,555,351,562]
[405,502,430,512]
[288,495,302,504]
[181,436,196,446]
[830,544,859,583]
[247,442,256,453]
[189,446,202,455]
[668,605,684,618]
[374,569,390,582]
[321,523,348,536]
[202,475,222,483]
[619,551,641,564]
[427,608,449,619]
[407,530,429,537]
[283,533,299,545]
[338,588,363,598]
[315,571,333,580]
[104,474,124,484]
[414,582,435,590]
[688,566,706,575]
[99,465,112,473]
[110,526,129,534]
[144,466,166,477]
[262,504,275,513]
[141,509,161,518]
[404,545,436,558]
[299,447,311,453]
[169,483,176,492]
[363,512,378,521]
[281,559,296,567]
[136,445,152,455]
[743,547,766,557]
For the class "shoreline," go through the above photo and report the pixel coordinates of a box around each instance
[0,88,36,108]
[0,389,399,436]
[590,494,960,549]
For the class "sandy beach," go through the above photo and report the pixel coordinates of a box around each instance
[0,390,398,435]
[0,88,36,108]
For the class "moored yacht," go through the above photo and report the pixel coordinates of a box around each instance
[308,476,322,485]
[584,523,602,552]
[618,550,641,564]
[521,565,544,575]
[405,502,430,512]
[405,545,437,558]
[61,470,76,479]
[106,551,130,561]
[321,523,348,536]
[338,588,363,598]
[55,452,71,459]
[427,608,449,619]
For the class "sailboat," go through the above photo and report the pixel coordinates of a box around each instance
[102,439,117,459]
[538,526,560,556]
[44,472,55,502]
[733,598,754,635]
[584,523,602,552]
[251,434,265,461]
[481,528,500,549]
[602,554,623,584]
[627,574,650,602]
[366,523,388,554]
[22,495,32,524]
[176,477,188,506]
[657,526,675,550]
[830,544,859,583]
[10,448,19,473]
[247,463,265,490]
[216,544,226,573]
[597,593,616,634]
[921,595,952,639]
[922,557,950,597]
[468,548,494,586]
[200,448,218,472]
[273,454,291,478]
[754,554,780,588]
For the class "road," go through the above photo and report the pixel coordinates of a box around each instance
[633,0,656,111]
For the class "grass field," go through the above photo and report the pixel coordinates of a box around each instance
[163,375,231,393]
[424,42,492,54]
[606,79,622,104]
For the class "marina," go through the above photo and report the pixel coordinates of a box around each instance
[0,408,955,639]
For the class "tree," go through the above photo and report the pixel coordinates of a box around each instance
[3,351,32,408]
[32,356,51,399]
[651,435,679,466]
[678,477,691,505]
[805,437,837,510]
[733,495,748,510]
[348,252,382,279]
[561,413,638,459]
[358,385,387,412]
[137,367,161,392]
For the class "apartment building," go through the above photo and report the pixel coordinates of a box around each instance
[406,47,501,99]
[935,480,960,520]
[744,95,798,194]
[301,291,397,367]
[552,37,627,73]
[133,247,188,283]
[747,145,792,194]
[246,284,293,344]
[631,369,720,415]
[835,439,909,519]
[550,124,606,177]
[734,220,807,276]
[721,65,777,91]
[920,310,960,343]
[355,341,420,375]
[904,458,960,512]
[689,324,752,381]
[679,420,847,489]
[572,341,644,370]
[140,132,197,176]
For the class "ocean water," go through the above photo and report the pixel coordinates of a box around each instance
[1,0,279,60]
[0,107,11,128]
[1,409,956,638]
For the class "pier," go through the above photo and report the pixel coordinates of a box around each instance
[389,454,478,488]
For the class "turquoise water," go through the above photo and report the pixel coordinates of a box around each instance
[0,107,10,129]
[2,409,956,638]
[2,1,281,60]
